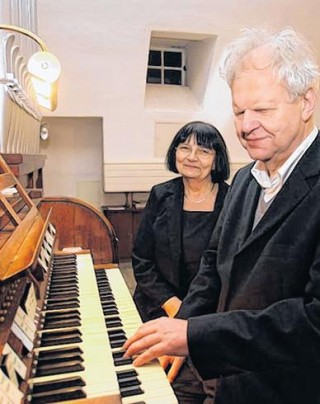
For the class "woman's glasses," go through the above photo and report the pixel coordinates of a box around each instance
[176,144,214,160]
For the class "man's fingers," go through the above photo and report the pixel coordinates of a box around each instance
[123,321,159,352]
[124,331,162,358]
[159,355,173,370]
[132,342,167,366]
[123,317,189,363]
[167,367,177,383]
[167,357,185,383]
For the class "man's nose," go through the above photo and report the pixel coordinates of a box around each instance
[241,110,260,133]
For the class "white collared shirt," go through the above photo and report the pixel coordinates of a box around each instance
[251,126,318,203]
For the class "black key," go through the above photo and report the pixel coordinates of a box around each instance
[31,386,86,403]
[113,358,132,366]
[113,353,133,366]
[48,279,77,287]
[48,286,79,294]
[114,357,133,366]
[101,301,117,308]
[110,338,127,348]
[118,376,141,388]
[105,317,122,328]
[46,292,79,301]
[45,300,80,310]
[102,307,119,316]
[35,347,83,363]
[96,278,109,283]
[108,330,126,339]
[42,309,81,321]
[120,385,144,397]
[42,317,81,330]
[53,254,76,262]
[52,262,76,268]
[117,369,138,379]
[35,358,84,377]
[50,272,78,278]
[31,376,85,394]
[45,296,80,303]
[49,278,78,286]
[100,292,115,300]
[39,329,82,347]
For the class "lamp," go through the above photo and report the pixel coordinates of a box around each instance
[0,24,61,111]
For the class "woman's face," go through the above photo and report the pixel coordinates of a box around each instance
[175,135,216,181]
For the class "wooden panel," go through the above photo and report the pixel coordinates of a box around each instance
[38,197,119,265]
[104,209,132,259]
[0,154,49,281]
[102,207,144,260]
[0,172,16,190]
[2,154,45,176]
[1,153,46,200]
[133,208,144,239]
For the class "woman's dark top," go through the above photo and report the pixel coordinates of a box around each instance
[132,176,229,322]
[180,211,215,297]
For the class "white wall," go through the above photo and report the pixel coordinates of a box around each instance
[35,0,320,204]
[40,117,106,206]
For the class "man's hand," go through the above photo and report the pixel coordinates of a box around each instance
[123,317,188,366]
[159,355,186,383]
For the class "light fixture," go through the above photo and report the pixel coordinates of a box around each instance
[0,24,61,111]
[40,121,49,141]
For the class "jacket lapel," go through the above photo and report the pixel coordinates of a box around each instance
[234,176,260,248]
[165,179,184,274]
[239,132,320,253]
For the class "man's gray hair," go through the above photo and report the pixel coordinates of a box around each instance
[219,27,320,99]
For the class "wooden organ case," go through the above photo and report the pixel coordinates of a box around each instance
[0,155,177,404]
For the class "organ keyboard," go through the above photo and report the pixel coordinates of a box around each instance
[94,264,179,404]
[0,154,177,404]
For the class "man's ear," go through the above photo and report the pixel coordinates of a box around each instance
[301,87,317,122]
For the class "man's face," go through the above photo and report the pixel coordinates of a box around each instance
[231,51,311,175]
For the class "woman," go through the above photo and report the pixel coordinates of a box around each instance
[132,121,230,322]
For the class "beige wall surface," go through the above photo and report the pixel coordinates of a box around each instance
[39,117,105,204]
[31,1,320,203]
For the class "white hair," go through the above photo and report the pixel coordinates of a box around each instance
[219,27,320,99]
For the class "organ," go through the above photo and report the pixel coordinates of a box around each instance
[0,154,177,403]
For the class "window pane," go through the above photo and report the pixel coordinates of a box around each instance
[147,68,162,84]
[164,69,182,85]
[164,51,182,67]
[148,50,161,66]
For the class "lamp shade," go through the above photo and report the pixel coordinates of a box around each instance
[27,51,61,83]
[0,24,61,111]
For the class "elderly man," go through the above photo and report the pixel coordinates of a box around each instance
[124,26,320,404]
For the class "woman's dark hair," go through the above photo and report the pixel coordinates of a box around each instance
[166,121,230,182]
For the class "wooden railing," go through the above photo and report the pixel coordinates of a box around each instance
[0,154,48,281]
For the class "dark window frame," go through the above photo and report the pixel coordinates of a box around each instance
[147,48,185,86]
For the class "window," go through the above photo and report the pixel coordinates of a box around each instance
[147,48,185,86]
[145,31,217,110]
